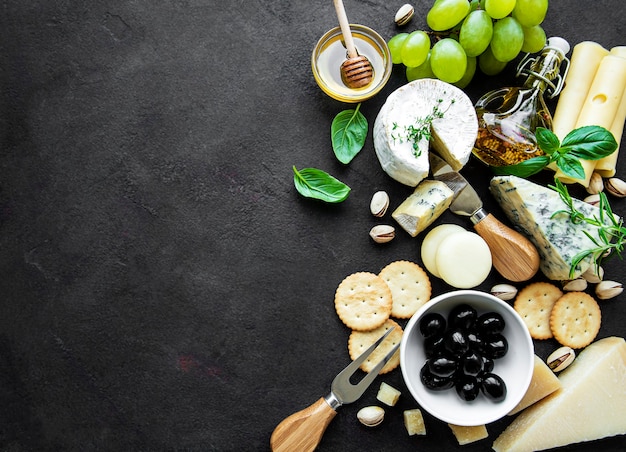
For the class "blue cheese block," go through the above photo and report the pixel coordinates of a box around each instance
[489,175,618,280]
[392,180,454,237]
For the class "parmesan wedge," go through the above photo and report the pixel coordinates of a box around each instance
[507,355,561,415]
[493,337,626,452]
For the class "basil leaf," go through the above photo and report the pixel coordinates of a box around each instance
[490,155,551,178]
[293,166,350,203]
[560,125,617,160]
[331,103,368,164]
[535,127,560,155]
[555,153,585,180]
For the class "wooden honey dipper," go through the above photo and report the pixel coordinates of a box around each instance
[333,0,374,89]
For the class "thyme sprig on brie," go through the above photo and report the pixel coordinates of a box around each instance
[391,97,455,158]
[550,178,626,278]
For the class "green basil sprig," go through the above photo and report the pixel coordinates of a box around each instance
[331,103,368,164]
[492,125,617,179]
[293,166,350,203]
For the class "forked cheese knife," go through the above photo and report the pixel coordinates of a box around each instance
[429,153,540,282]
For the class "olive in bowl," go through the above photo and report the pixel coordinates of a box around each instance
[400,290,534,426]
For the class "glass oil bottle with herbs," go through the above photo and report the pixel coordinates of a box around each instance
[473,37,571,167]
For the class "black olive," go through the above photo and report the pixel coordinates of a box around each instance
[428,353,458,378]
[455,374,480,401]
[481,355,495,373]
[424,334,445,359]
[480,372,507,402]
[483,333,509,359]
[420,363,455,391]
[443,328,469,356]
[466,329,484,352]
[461,350,483,376]
[448,304,477,330]
[476,312,505,335]
[419,312,447,338]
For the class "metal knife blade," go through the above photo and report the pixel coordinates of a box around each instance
[428,153,540,282]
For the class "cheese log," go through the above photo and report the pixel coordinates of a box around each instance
[508,355,561,416]
[373,79,477,186]
[595,46,626,177]
[392,180,454,237]
[493,336,626,452]
[551,41,608,141]
[555,54,626,185]
[489,175,618,280]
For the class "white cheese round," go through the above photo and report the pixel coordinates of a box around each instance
[373,79,478,186]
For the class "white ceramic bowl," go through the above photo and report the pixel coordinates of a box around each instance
[400,290,534,426]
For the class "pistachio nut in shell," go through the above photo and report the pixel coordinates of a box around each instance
[595,280,623,300]
[395,4,414,26]
[490,283,517,301]
[605,177,626,198]
[370,191,390,217]
[582,265,604,284]
[547,346,576,372]
[357,406,385,427]
[583,194,601,206]
[586,172,604,195]
[561,277,588,292]
[369,225,395,243]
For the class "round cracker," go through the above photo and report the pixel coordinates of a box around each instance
[348,319,403,374]
[379,260,432,319]
[550,292,601,349]
[514,282,563,339]
[334,272,392,331]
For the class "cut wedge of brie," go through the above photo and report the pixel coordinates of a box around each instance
[373,79,478,186]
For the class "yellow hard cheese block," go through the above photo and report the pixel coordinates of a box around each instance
[507,355,561,416]
[556,54,626,185]
[392,179,454,237]
[552,41,608,141]
[595,46,626,177]
[493,336,626,452]
[448,424,488,445]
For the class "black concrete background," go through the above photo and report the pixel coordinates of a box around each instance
[1,1,625,451]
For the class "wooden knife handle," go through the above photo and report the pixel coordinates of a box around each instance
[270,397,337,452]
[474,213,540,282]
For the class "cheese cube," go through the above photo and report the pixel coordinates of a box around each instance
[403,409,426,436]
[448,424,489,445]
[392,180,454,237]
[376,382,401,407]
[508,355,561,415]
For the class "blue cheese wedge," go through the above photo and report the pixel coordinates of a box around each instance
[489,175,619,280]
[373,79,477,186]
[392,180,454,237]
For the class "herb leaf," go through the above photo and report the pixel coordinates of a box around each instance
[293,166,350,203]
[555,153,585,180]
[491,155,550,178]
[331,103,368,164]
[535,127,560,155]
[560,125,617,160]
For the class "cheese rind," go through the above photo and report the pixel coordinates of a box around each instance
[489,175,618,280]
[392,180,454,237]
[493,337,626,452]
[507,355,561,416]
[373,79,477,186]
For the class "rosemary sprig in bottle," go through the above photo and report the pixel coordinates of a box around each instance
[549,178,626,278]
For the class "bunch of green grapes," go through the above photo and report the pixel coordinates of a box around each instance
[388,0,549,88]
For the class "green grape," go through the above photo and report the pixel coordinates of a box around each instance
[459,10,494,57]
[484,0,516,19]
[427,0,471,32]
[401,30,431,67]
[478,46,508,75]
[406,54,436,81]
[512,0,548,27]
[430,38,467,83]
[491,17,524,62]
[388,33,409,64]
[521,25,546,53]
[453,56,477,89]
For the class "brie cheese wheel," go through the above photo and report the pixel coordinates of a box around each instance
[489,175,620,280]
[493,336,626,452]
[373,79,478,186]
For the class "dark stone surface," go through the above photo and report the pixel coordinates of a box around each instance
[1,1,624,451]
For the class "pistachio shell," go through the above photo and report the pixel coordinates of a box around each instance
[583,194,601,206]
[395,4,414,26]
[369,225,395,243]
[595,280,623,300]
[370,191,390,217]
[490,283,517,301]
[582,265,604,284]
[586,172,604,195]
[605,177,626,198]
[357,406,385,427]
[561,277,588,292]
[547,346,576,372]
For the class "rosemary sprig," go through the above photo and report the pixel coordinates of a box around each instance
[391,97,455,158]
[549,178,626,278]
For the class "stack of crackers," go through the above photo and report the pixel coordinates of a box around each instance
[334,260,432,374]
[513,282,602,349]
